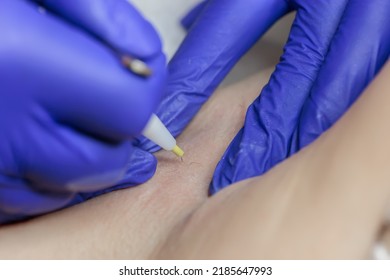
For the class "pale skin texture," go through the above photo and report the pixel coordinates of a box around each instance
[0,63,389,259]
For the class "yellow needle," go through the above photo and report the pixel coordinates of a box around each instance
[172,145,184,157]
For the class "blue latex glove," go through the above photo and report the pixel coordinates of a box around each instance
[180,1,207,30]
[138,0,390,194]
[0,0,166,224]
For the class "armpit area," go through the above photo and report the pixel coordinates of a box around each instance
[0,71,271,259]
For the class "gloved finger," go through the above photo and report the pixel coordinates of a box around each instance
[31,0,161,58]
[5,0,166,140]
[210,0,349,194]
[78,148,158,201]
[180,0,208,31]
[0,174,75,224]
[21,113,156,193]
[296,0,390,149]
[138,0,290,151]
[0,139,156,224]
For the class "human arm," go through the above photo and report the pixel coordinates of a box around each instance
[1,63,390,259]
[159,61,390,259]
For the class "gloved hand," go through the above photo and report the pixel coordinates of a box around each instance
[0,0,166,224]
[137,0,390,194]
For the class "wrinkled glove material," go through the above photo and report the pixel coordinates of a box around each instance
[137,0,390,195]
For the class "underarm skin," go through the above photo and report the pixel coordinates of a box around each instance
[0,70,272,259]
[0,63,389,259]
[159,62,390,259]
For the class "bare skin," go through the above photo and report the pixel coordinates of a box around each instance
[0,63,389,259]
[0,69,271,259]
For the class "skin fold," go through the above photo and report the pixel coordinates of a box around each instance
[0,63,389,259]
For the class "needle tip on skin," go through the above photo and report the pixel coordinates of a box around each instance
[172,145,184,157]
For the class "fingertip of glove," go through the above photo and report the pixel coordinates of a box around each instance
[104,0,163,59]
[208,182,219,196]
[105,149,157,191]
[117,146,157,186]
[77,147,157,200]
[209,159,233,196]
[41,0,163,59]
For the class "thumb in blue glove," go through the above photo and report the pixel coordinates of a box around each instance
[0,0,166,223]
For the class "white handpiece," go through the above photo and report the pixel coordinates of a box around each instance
[142,114,184,157]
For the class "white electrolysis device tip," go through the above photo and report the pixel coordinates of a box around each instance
[142,114,184,157]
